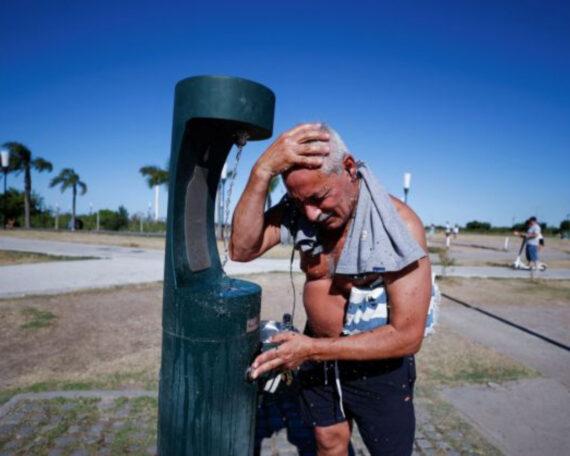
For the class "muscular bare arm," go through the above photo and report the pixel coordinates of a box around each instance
[229,171,282,261]
[250,202,432,377]
[229,123,330,261]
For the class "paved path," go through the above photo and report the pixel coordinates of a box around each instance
[440,299,570,455]
[442,379,570,456]
[0,390,485,455]
[0,237,300,298]
[1,237,569,298]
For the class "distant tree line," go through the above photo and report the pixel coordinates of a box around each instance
[430,219,569,236]
[0,189,166,232]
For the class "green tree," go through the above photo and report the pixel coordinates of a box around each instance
[465,220,491,231]
[49,168,87,231]
[97,206,130,231]
[139,165,168,221]
[2,142,53,229]
[0,188,46,226]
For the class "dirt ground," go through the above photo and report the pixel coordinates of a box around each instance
[0,229,293,259]
[2,273,552,454]
[0,273,540,398]
[439,277,570,346]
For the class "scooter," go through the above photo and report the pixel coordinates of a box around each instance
[512,237,547,271]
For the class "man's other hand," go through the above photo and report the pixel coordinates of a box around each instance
[253,123,330,180]
[249,332,315,379]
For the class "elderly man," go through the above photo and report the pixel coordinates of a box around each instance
[230,123,431,456]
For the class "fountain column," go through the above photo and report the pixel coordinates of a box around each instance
[157,75,275,455]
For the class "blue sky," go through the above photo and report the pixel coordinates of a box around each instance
[1,0,569,226]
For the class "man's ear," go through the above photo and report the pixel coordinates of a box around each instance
[342,154,358,180]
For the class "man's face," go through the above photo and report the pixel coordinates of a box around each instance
[283,164,358,232]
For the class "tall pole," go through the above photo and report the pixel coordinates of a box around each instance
[1,149,10,229]
[2,169,6,229]
[154,185,160,221]
[403,172,411,204]
[55,204,59,230]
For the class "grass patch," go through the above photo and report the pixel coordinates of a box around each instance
[0,249,98,266]
[110,396,157,454]
[19,307,57,330]
[440,277,570,304]
[417,327,538,387]
[0,397,102,454]
[428,246,446,255]
[518,279,570,301]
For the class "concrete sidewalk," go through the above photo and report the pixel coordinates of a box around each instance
[0,236,301,298]
[440,298,570,455]
[1,236,569,299]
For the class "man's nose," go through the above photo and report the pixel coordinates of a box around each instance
[304,205,321,222]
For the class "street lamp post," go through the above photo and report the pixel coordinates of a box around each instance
[403,172,412,204]
[1,149,10,229]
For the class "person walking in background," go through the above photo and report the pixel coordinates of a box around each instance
[445,221,452,248]
[452,224,459,240]
[514,216,541,270]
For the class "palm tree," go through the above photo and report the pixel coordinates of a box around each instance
[266,176,281,210]
[139,165,168,221]
[49,168,87,231]
[2,142,53,229]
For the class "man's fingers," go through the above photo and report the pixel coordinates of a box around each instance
[285,122,322,139]
[251,357,285,379]
[252,349,278,368]
[297,156,324,168]
[298,129,330,144]
[298,141,330,155]
[270,332,295,344]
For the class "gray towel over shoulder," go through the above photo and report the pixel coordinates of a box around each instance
[279,162,426,274]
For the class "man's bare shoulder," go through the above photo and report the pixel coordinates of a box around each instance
[389,195,428,251]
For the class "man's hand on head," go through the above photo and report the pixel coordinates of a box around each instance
[249,332,315,379]
[253,123,330,181]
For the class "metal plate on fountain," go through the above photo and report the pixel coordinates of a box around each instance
[185,165,211,271]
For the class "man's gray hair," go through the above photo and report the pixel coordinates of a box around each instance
[320,124,349,174]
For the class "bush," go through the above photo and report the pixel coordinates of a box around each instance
[97,206,130,231]
[0,188,50,227]
[465,220,491,231]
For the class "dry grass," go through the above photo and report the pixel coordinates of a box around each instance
[0,229,166,250]
[416,326,537,387]
[438,277,570,306]
[0,249,96,266]
[0,274,538,408]
[0,229,294,259]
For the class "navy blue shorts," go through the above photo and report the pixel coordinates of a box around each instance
[526,244,539,262]
[298,356,416,456]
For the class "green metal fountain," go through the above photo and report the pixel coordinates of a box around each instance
[157,76,275,455]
